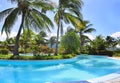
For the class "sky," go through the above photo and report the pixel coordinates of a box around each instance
[0,0,120,41]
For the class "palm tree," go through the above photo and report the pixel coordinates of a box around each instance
[106,36,118,49]
[75,20,96,53]
[34,31,47,46]
[54,0,83,55]
[49,36,56,49]
[19,29,35,53]
[0,0,53,55]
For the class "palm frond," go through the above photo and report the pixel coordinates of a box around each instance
[0,8,14,21]
[86,24,93,29]
[32,9,53,31]
[1,8,19,35]
[29,9,53,32]
[84,28,96,33]
[30,11,45,32]
[32,0,54,11]
[54,12,59,25]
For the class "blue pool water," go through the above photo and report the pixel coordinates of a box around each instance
[0,55,120,83]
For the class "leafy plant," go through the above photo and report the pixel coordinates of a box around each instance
[0,48,9,55]
[60,31,80,54]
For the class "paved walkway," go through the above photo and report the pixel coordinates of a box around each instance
[102,77,120,83]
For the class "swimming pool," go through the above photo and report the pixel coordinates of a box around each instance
[0,55,120,83]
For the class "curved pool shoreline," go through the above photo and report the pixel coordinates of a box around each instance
[0,56,78,66]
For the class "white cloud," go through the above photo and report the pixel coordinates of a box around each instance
[0,32,17,41]
[46,32,56,40]
[111,32,120,38]
[84,34,95,40]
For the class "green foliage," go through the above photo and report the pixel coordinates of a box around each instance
[84,35,114,56]
[0,48,9,55]
[8,54,76,60]
[106,36,118,49]
[88,35,107,54]
[0,54,12,59]
[60,31,80,54]
[41,45,50,54]
[113,53,120,57]
[31,45,41,56]
[113,50,120,57]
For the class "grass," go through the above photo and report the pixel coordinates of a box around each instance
[0,54,13,59]
[0,54,76,60]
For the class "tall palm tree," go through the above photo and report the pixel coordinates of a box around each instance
[49,36,56,49]
[75,20,96,53]
[0,0,53,55]
[54,0,83,55]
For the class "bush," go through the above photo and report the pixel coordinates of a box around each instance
[59,47,65,54]
[60,31,80,54]
[41,46,50,53]
[31,45,41,56]
[0,48,9,55]
[62,54,76,59]
[98,50,114,57]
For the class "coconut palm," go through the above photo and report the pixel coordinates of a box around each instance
[54,0,83,55]
[75,20,96,53]
[19,29,35,53]
[49,36,56,49]
[34,31,47,46]
[0,0,53,55]
[106,36,118,49]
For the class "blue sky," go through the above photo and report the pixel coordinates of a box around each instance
[82,0,120,37]
[0,0,120,40]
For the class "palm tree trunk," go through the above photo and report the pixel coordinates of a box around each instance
[50,43,52,49]
[54,25,60,55]
[79,31,83,53]
[55,17,60,55]
[13,13,25,56]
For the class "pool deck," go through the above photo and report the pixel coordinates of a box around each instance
[102,78,120,83]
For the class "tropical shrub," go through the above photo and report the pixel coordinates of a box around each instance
[41,46,50,54]
[60,31,80,54]
[0,48,9,55]
[31,45,41,56]
[58,47,65,54]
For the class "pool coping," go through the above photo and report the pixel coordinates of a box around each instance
[87,72,120,83]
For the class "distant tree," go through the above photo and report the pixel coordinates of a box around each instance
[106,36,117,49]
[75,20,96,53]
[60,31,80,54]
[34,31,47,46]
[49,36,56,49]
[89,35,107,54]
